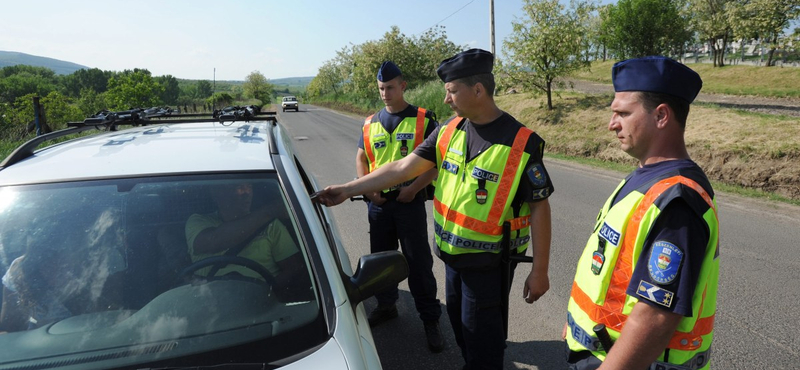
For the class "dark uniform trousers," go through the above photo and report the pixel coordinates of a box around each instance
[445,262,518,370]
[367,193,441,322]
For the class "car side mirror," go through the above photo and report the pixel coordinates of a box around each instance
[346,251,408,306]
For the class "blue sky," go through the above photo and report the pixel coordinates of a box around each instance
[1,0,610,81]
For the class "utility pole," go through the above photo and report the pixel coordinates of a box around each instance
[213,67,216,111]
[490,0,496,55]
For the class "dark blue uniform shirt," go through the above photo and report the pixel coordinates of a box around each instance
[615,159,711,317]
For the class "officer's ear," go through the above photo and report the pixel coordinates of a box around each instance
[654,103,671,128]
[473,82,484,98]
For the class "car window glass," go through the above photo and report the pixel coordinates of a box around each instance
[0,175,327,368]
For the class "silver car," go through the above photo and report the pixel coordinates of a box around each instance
[0,108,407,369]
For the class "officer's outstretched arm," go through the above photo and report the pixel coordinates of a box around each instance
[397,167,438,203]
[598,302,682,370]
[317,154,434,207]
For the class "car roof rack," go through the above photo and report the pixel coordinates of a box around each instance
[0,106,277,170]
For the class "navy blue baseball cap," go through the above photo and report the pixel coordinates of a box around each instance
[612,56,702,103]
[377,61,402,82]
[437,48,494,83]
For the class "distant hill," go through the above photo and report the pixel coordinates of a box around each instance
[270,76,313,87]
[0,51,90,75]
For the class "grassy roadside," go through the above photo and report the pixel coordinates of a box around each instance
[495,91,800,205]
[571,60,800,99]
[308,63,800,205]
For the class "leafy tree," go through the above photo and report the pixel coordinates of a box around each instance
[501,0,595,110]
[0,66,59,104]
[600,0,692,59]
[60,68,111,97]
[105,69,164,110]
[208,92,234,108]
[77,88,107,116]
[308,26,463,103]
[688,0,736,67]
[584,6,608,61]
[243,71,274,106]
[308,59,343,98]
[346,26,463,102]
[730,0,800,66]
[0,65,57,79]
[197,80,213,98]
[177,84,198,105]
[40,91,84,131]
[155,75,180,105]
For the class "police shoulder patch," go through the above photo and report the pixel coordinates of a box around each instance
[647,240,683,285]
[526,163,548,189]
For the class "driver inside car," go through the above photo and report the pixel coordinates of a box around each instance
[185,182,312,301]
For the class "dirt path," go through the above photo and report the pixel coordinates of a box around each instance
[561,79,800,117]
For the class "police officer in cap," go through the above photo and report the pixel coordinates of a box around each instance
[316,49,555,369]
[564,56,720,370]
[356,61,444,352]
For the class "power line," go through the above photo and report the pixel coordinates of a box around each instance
[422,0,475,33]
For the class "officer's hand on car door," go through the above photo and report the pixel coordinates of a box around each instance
[313,186,349,207]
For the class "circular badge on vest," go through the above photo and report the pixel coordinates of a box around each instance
[647,240,683,285]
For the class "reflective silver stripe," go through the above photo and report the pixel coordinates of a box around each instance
[434,222,529,251]
[648,349,711,370]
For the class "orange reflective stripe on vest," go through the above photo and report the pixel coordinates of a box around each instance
[434,123,533,235]
[570,176,716,351]
[415,107,426,148]
[363,114,375,170]
[438,117,461,163]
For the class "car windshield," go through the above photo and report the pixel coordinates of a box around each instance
[0,174,326,369]
[284,97,296,102]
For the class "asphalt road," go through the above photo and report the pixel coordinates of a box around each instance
[278,105,800,370]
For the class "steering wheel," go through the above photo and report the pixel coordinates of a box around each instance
[179,255,276,286]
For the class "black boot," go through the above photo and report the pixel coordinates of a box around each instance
[423,320,444,353]
[367,304,398,327]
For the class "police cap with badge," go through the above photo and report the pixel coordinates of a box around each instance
[611,55,703,103]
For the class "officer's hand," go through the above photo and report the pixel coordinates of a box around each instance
[313,186,348,207]
[365,191,386,206]
[522,270,549,304]
[396,186,416,203]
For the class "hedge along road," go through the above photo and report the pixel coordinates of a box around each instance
[279,104,800,370]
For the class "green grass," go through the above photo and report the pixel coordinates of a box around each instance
[496,90,800,204]
[545,152,800,207]
[403,80,453,122]
[569,60,800,99]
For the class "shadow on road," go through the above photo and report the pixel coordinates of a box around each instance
[368,291,570,370]
[506,340,569,370]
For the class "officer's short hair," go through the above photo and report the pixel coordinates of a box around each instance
[458,73,495,97]
[637,91,690,129]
